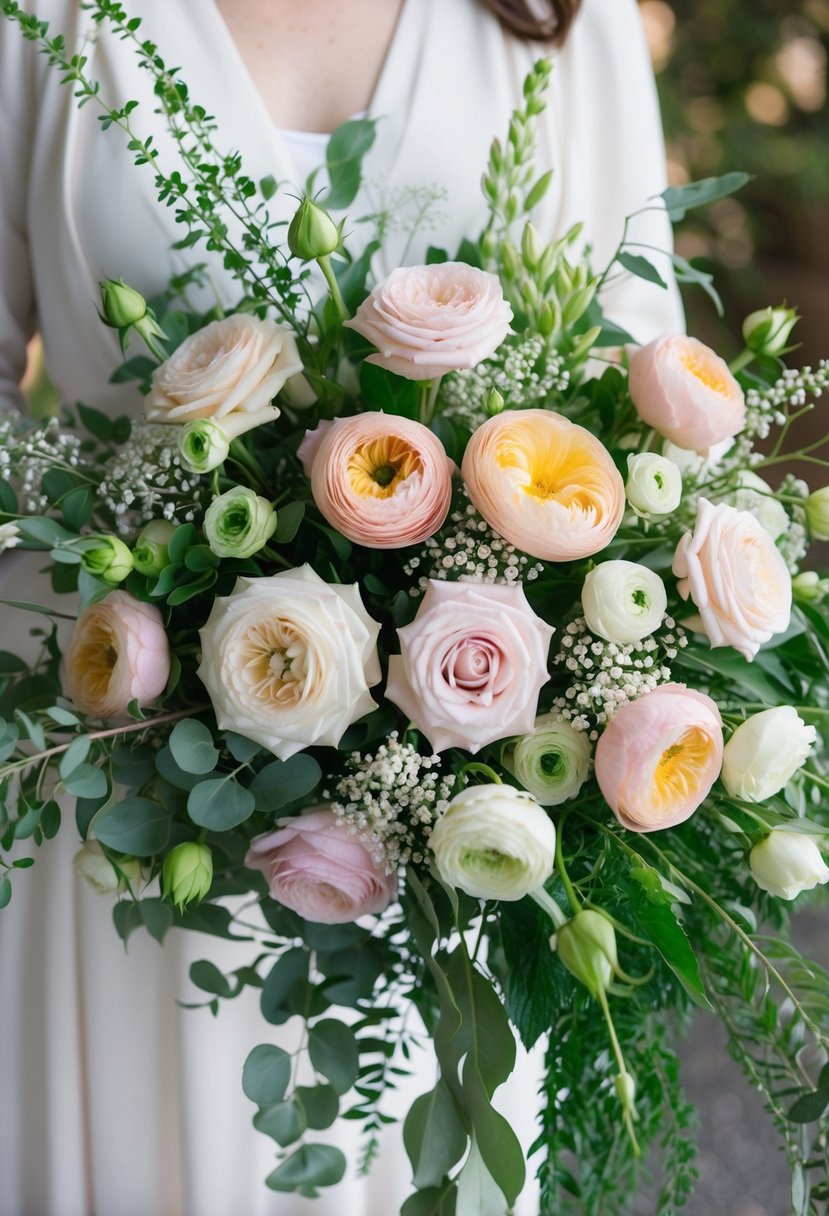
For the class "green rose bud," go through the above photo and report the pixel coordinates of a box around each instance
[805,487,829,541]
[287,197,341,261]
[161,841,213,912]
[742,305,799,357]
[99,277,168,358]
[503,713,591,807]
[485,387,505,416]
[178,419,231,475]
[793,571,829,606]
[554,908,618,998]
[81,535,134,584]
[132,519,176,578]
[204,486,277,558]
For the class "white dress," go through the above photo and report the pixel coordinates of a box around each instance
[0,3,684,1214]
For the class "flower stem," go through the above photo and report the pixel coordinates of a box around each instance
[528,884,568,930]
[317,255,349,323]
[729,348,754,375]
[555,813,581,914]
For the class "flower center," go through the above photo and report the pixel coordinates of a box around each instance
[652,726,713,811]
[239,618,309,706]
[495,425,605,515]
[74,620,120,700]
[347,436,421,499]
[540,750,565,778]
[680,350,730,395]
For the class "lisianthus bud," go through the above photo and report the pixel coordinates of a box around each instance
[581,560,667,644]
[161,841,213,911]
[178,419,230,474]
[203,487,277,558]
[615,1072,636,1108]
[99,277,149,329]
[555,908,618,998]
[749,830,829,901]
[521,222,545,271]
[287,197,340,261]
[132,519,176,578]
[722,707,816,802]
[793,571,829,606]
[625,452,682,516]
[742,306,799,357]
[805,487,829,540]
[81,535,134,584]
[503,713,591,807]
[74,841,143,895]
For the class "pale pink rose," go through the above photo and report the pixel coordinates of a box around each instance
[245,808,397,923]
[65,591,170,718]
[628,334,746,454]
[595,683,724,832]
[461,409,625,561]
[298,413,454,549]
[673,498,792,661]
[146,314,303,438]
[344,263,512,381]
[386,579,554,753]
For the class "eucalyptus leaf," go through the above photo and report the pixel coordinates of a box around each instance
[92,797,170,856]
[254,1097,306,1147]
[169,718,220,775]
[265,1143,346,1192]
[242,1044,292,1106]
[307,1019,359,1095]
[187,776,255,830]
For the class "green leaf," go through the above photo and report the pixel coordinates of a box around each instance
[525,168,554,211]
[0,651,28,676]
[266,1144,346,1192]
[111,744,156,787]
[628,871,711,1009]
[254,1097,306,1146]
[787,1087,829,1124]
[617,252,668,289]
[321,117,377,210]
[404,1080,468,1189]
[670,253,723,315]
[59,735,92,781]
[92,797,170,856]
[460,1060,524,1207]
[187,776,255,830]
[296,1083,339,1130]
[250,755,322,812]
[167,523,199,564]
[61,486,95,531]
[307,1019,359,1095]
[223,732,263,763]
[401,1186,457,1216]
[78,401,114,440]
[40,800,61,840]
[14,517,76,547]
[139,897,174,944]
[360,362,419,419]
[242,1043,292,1106]
[0,874,12,910]
[63,763,107,800]
[273,501,306,544]
[169,718,220,775]
[456,1133,508,1216]
[190,959,233,998]
[660,171,752,221]
[260,174,277,200]
[261,947,310,1025]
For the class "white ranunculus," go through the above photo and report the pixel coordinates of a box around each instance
[731,471,789,541]
[722,707,816,801]
[503,713,591,806]
[581,560,667,644]
[429,783,556,901]
[74,841,143,895]
[625,452,682,516]
[749,830,829,901]
[197,566,381,760]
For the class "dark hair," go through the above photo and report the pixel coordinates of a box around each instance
[481,0,583,43]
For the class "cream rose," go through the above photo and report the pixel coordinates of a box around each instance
[722,707,816,801]
[146,314,303,437]
[197,566,381,760]
[581,560,667,644]
[429,783,556,900]
[673,499,792,662]
[344,262,512,381]
[385,579,553,754]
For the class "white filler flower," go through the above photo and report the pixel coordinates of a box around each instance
[722,707,816,801]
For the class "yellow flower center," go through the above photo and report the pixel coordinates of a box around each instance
[73,620,119,701]
[680,349,731,395]
[239,618,309,706]
[347,436,421,499]
[495,423,606,514]
[651,726,713,813]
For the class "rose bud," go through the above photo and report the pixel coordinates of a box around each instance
[287,197,341,261]
[81,535,134,584]
[99,277,168,357]
[742,306,799,358]
[554,908,618,998]
[132,520,176,578]
[749,831,829,902]
[722,707,816,802]
[805,487,829,541]
[74,841,143,896]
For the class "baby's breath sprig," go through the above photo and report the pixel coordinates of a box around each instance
[441,333,569,427]
[0,416,85,514]
[98,423,206,534]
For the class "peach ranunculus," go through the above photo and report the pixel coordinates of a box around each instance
[145,314,303,439]
[65,591,170,718]
[344,263,512,381]
[298,413,454,549]
[628,334,746,454]
[461,408,625,561]
[385,579,554,753]
[595,683,724,832]
[245,808,398,923]
[197,566,381,760]
[673,498,792,662]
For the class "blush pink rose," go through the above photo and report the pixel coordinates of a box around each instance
[245,808,398,923]
[65,590,170,718]
[628,334,746,454]
[298,413,454,548]
[386,579,554,753]
[673,498,792,661]
[595,683,724,832]
[344,263,512,381]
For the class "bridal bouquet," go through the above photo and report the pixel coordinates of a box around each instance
[3,5,829,1213]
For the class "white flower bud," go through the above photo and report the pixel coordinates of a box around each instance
[0,522,21,554]
[731,471,788,541]
[793,571,829,606]
[581,560,667,644]
[722,707,816,801]
[742,306,799,357]
[749,830,829,901]
[805,487,829,541]
[503,713,591,806]
[74,841,143,896]
[625,452,682,516]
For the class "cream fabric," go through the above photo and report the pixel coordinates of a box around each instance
[0,2,683,1213]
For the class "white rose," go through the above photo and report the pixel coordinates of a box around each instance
[722,707,816,801]
[503,713,591,806]
[581,560,667,644]
[74,841,143,895]
[146,314,303,438]
[625,453,682,516]
[749,830,829,901]
[731,471,789,541]
[429,783,556,901]
[197,566,381,760]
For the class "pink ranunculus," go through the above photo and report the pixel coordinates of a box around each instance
[298,413,454,549]
[344,262,512,381]
[673,498,792,662]
[595,683,724,832]
[628,334,746,454]
[65,590,170,718]
[385,579,554,754]
[245,808,398,924]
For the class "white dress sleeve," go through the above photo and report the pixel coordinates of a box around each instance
[0,19,37,413]
[552,0,685,342]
